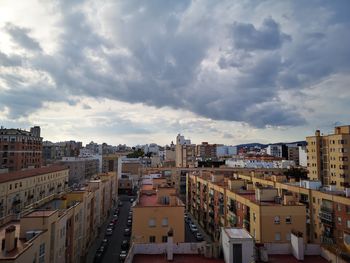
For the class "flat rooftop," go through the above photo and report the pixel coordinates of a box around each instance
[24,210,57,218]
[0,165,67,184]
[141,184,153,191]
[260,255,328,263]
[133,254,224,263]
[0,221,44,259]
[138,194,159,206]
[223,228,252,239]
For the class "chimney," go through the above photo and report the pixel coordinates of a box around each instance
[5,225,17,252]
[167,228,174,261]
[315,130,320,136]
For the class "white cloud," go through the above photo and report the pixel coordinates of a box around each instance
[0,0,349,145]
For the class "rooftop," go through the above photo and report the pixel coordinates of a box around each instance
[24,210,57,218]
[261,255,328,263]
[133,254,224,263]
[223,228,252,239]
[0,165,68,184]
[0,222,44,260]
[138,194,159,206]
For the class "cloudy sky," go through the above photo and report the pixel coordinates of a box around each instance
[0,0,349,146]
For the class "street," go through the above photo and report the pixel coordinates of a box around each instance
[86,195,133,263]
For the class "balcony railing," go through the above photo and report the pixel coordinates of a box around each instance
[319,210,334,225]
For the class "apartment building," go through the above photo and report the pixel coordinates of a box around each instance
[266,144,288,159]
[0,165,69,218]
[42,140,82,164]
[175,134,196,168]
[233,171,350,257]
[287,146,300,165]
[59,157,99,185]
[0,126,42,172]
[132,179,185,244]
[102,154,122,175]
[307,125,350,188]
[196,142,217,160]
[66,189,95,253]
[187,173,306,243]
[0,221,50,263]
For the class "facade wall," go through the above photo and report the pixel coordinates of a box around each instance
[0,127,42,172]
[307,126,350,188]
[187,174,307,244]
[0,167,68,218]
[132,206,185,244]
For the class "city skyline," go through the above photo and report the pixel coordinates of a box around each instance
[1,1,350,146]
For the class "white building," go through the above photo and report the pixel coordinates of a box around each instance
[226,158,295,169]
[221,228,254,263]
[266,144,287,158]
[298,146,307,167]
[216,145,237,157]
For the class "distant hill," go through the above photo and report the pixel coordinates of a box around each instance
[235,141,306,149]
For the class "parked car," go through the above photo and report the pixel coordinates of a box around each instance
[108,223,115,229]
[121,240,130,250]
[105,228,113,236]
[130,198,134,203]
[119,250,127,262]
[127,220,132,227]
[118,201,123,207]
[127,215,132,220]
[124,228,131,236]
[196,233,203,241]
[101,239,109,249]
[190,224,198,233]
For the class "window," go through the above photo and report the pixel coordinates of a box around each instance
[162,236,167,243]
[275,232,281,241]
[149,236,156,243]
[347,220,350,229]
[148,218,156,227]
[39,243,45,263]
[253,213,256,222]
[286,216,292,224]
[274,216,280,224]
[162,218,168,227]
[338,217,342,225]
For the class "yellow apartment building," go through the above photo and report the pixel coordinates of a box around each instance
[0,166,69,218]
[132,181,185,244]
[223,170,350,255]
[188,173,306,243]
[0,221,50,263]
[307,125,350,188]
[66,189,95,253]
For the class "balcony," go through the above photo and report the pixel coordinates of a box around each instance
[319,207,334,225]
[209,211,214,218]
[12,199,21,206]
[229,215,237,226]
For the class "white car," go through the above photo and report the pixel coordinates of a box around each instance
[105,228,113,236]
[190,224,198,233]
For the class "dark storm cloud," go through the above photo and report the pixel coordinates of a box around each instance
[232,18,291,51]
[4,23,42,51]
[1,0,350,128]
